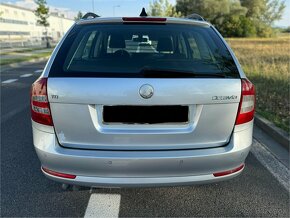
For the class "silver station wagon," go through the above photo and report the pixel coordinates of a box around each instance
[31,11,255,188]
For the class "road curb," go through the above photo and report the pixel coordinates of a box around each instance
[255,114,289,151]
[1,57,49,71]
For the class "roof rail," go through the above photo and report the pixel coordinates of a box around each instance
[82,12,99,19]
[186,13,205,21]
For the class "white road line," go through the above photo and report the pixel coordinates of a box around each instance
[82,141,288,218]
[34,69,43,74]
[84,194,121,218]
[1,79,18,84]
[20,73,33,78]
[251,139,290,192]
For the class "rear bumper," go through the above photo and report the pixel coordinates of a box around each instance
[32,120,253,187]
[41,165,245,188]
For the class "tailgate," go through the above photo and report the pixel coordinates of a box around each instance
[48,78,241,150]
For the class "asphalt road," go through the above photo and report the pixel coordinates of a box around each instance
[1,61,289,217]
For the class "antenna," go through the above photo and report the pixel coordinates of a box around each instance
[139,8,148,17]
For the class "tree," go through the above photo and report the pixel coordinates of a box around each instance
[176,0,285,37]
[241,0,285,25]
[220,15,257,37]
[264,0,286,24]
[283,26,290,33]
[240,0,266,19]
[176,0,248,36]
[34,0,50,48]
[74,11,83,21]
[176,0,247,21]
[149,0,182,17]
[240,0,285,36]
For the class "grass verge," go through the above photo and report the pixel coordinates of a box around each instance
[0,47,50,56]
[0,51,52,66]
[227,35,290,132]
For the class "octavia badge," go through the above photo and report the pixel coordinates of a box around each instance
[139,84,154,99]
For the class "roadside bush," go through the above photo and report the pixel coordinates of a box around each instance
[219,16,257,37]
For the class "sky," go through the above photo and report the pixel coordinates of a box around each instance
[1,0,289,27]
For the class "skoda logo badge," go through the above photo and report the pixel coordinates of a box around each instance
[139,84,154,99]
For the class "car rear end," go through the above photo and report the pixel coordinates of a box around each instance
[31,17,255,187]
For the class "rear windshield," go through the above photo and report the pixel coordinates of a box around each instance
[49,23,239,78]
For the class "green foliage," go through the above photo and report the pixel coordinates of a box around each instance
[240,0,266,19]
[75,11,83,21]
[239,16,258,37]
[34,0,50,47]
[148,0,181,17]
[219,15,257,37]
[256,22,276,37]
[176,0,250,36]
[175,0,286,37]
[0,51,53,66]
[283,26,290,33]
[241,0,286,25]
[34,0,49,27]
[176,0,247,22]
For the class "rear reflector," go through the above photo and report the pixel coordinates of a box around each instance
[42,167,76,179]
[30,78,53,126]
[122,17,167,22]
[235,79,255,125]
[213,164,245,177]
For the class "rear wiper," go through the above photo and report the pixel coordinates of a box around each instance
[139,68,226,78]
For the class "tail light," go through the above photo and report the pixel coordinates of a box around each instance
[30,78,53,126]
[235,79,255,125]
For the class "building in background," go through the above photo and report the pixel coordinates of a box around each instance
[0,2,74,48]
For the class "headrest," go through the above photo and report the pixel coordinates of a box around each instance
[157,37,173,52]
[109,34,126,48]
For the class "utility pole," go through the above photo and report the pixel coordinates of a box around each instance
[92,0,95,12]
[113,5,120,16]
